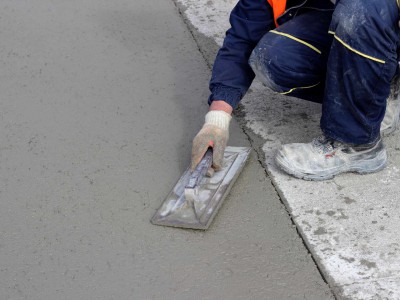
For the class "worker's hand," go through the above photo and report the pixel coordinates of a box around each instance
[191,110,232,171]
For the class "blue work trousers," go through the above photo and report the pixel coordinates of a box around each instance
[249,0,400,144]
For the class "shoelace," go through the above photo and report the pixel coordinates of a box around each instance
[312,136,343,154]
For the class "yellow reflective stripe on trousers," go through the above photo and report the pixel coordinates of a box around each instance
[280,82,320,95]
[270,30,322,54]
[328,31,386,64]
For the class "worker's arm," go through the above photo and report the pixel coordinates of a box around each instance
[191,0,275,171]
[209,0,275,110]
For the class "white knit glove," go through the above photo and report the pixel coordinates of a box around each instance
[191,110,232,171]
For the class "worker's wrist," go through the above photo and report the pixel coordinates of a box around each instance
[209,100,233,115]
[204,110,232,131]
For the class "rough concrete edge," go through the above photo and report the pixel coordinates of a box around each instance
[234,109,342,300]
[170,0,338,298]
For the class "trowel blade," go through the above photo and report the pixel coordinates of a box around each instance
[151,146,251,230]
[183,187,202,218]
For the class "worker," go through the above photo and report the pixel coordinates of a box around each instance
[191,0,400,180]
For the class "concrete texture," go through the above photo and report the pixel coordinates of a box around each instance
[175,0,400,299]
[0,0,334,299]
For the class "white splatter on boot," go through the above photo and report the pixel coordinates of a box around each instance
[275,135,387,181]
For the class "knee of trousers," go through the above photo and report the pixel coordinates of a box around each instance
[249,44,309,93]
[249,46,282,92]
[249,33,323,93]
[327,0,399,109]
[330,0,399,50]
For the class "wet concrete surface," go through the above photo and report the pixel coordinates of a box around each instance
[0,0,333,299]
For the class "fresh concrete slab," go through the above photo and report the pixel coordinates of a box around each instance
[176,0,400,298]
[0,0,333,299]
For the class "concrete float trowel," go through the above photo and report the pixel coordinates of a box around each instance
[151,146,251,229]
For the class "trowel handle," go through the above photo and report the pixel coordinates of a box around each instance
[186,148,213,189]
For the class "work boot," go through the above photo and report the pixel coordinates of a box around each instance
[381,76,400,136]
[275,135,387,181]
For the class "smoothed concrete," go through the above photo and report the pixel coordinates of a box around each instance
[176,0,400,298]
[0,0,333,299]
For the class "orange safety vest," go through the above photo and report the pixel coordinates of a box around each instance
[267,0,287,27]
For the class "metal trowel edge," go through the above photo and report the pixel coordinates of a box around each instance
[151,146,251,230]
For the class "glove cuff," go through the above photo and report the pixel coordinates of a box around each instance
[205,110,232,131]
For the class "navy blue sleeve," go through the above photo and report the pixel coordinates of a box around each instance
[208,0,275,109]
